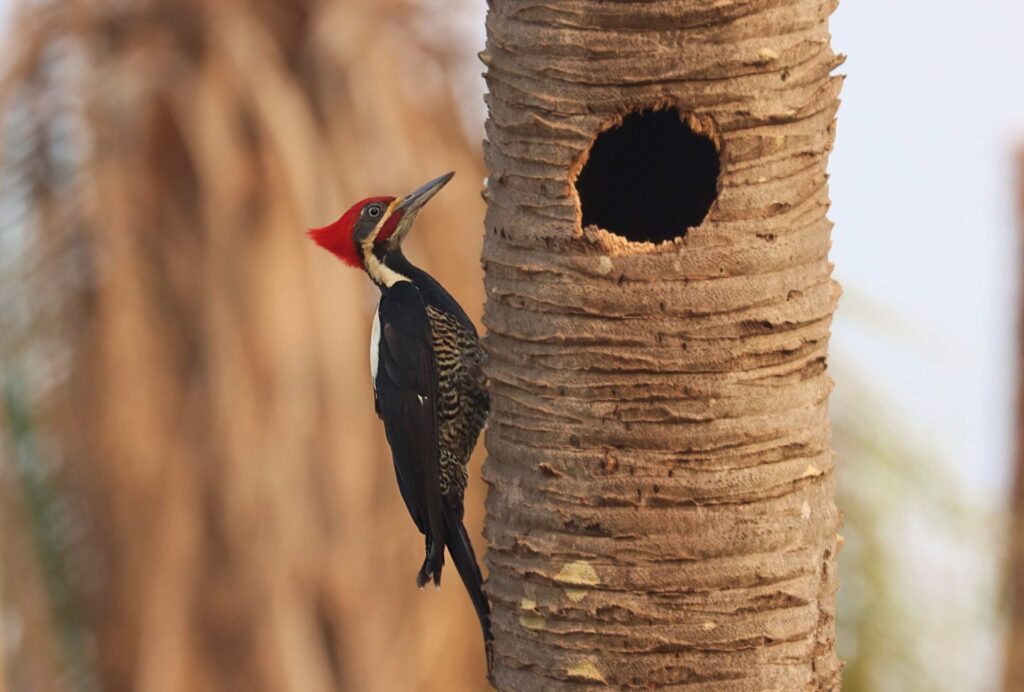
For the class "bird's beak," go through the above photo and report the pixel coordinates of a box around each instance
[388,171,454,245]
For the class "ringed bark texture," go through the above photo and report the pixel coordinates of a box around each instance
[480,1,843,689]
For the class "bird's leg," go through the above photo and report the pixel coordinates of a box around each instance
[416,534,430,588]
[429,534,444,588]
[416,533,444,589]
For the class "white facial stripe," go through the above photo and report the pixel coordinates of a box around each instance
[361,199,411,287]
[361,198,402,252]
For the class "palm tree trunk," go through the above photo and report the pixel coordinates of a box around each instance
[481,1,843,688]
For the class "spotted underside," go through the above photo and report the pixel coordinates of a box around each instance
[427,305,489,498]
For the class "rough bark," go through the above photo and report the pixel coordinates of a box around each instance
[481,1,843,689]
[1006,148,1024,692]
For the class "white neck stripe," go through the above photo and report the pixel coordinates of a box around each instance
[365,254,410,288]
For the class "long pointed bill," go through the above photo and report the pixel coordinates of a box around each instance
[387,171,454,245]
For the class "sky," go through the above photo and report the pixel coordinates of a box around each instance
[824,6,1024,683]
[828,0,1024,499]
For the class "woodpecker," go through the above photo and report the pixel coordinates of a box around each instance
[308,172,493,675]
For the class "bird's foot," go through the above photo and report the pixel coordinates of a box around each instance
[415,555,443,589]
[416,534,444,589]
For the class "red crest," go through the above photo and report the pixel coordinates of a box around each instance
[307,196,395,268]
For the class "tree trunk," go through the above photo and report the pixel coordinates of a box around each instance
[1006,148,1024,692]
[481,1,843,689]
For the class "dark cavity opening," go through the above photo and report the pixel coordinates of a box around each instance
[574,108,720,244]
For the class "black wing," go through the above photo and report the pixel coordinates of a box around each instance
[375,283,445,574]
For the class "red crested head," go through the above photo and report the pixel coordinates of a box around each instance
[306,173,454,283]
[307,196,395,268]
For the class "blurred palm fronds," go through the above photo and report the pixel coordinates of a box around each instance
[833,366,996,692]
[0,1,489,690]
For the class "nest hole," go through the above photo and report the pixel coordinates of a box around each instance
[575,108,720,244]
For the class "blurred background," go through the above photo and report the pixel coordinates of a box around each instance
[0,1,1021,691]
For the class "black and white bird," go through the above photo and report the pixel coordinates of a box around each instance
[307,172,493,675]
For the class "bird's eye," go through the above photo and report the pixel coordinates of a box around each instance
[367,204,382,218]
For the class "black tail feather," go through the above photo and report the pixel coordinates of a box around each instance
[445,512,494,681]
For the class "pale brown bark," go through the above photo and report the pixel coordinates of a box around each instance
[1005,148,1024,692]
[481,1,843,689]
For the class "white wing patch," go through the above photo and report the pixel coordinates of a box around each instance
[370,306,381,385]
[417,394,428,405]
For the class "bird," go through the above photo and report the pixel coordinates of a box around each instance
[307,171,493,677]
